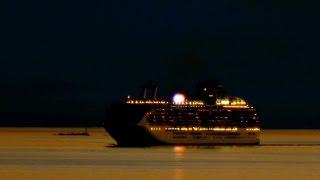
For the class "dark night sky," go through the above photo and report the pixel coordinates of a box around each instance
[1,0,319,128]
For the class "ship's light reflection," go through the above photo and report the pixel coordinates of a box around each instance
[173,146,186,180]
[173,146,186,160]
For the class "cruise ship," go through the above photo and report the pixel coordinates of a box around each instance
[105,81,260,146]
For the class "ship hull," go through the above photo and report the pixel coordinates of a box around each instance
[105,125,166,146]
[105,103,260,146]
[146,126,260,145]
[106,124,260,146]
[105,103,166,146]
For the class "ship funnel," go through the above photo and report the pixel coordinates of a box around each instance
[140,81,159,100]
[153,87,158,100]
[143,88,148,99]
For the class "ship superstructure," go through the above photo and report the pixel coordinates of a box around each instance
[105,81,260,146]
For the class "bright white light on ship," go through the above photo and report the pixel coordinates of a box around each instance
[173,93,186,104]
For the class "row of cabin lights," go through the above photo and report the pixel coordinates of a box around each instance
[150,127,259,132]
[127,94,251,109]
[150,127,237,131]
[126,100,204,105]
[245,127,260,131]
[127,100,169,104]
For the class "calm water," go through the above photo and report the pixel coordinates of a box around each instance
[0,128,319,180]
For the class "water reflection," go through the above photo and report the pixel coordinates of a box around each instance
[173,146,186,160]
[173,146,186,180]
[1,129,320,179]
[174,168,184,180]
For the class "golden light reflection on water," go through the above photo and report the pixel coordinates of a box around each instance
[174,168,184,180]
[173,146,186,160]
[173,146,186,180]
[0,128,320,180]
